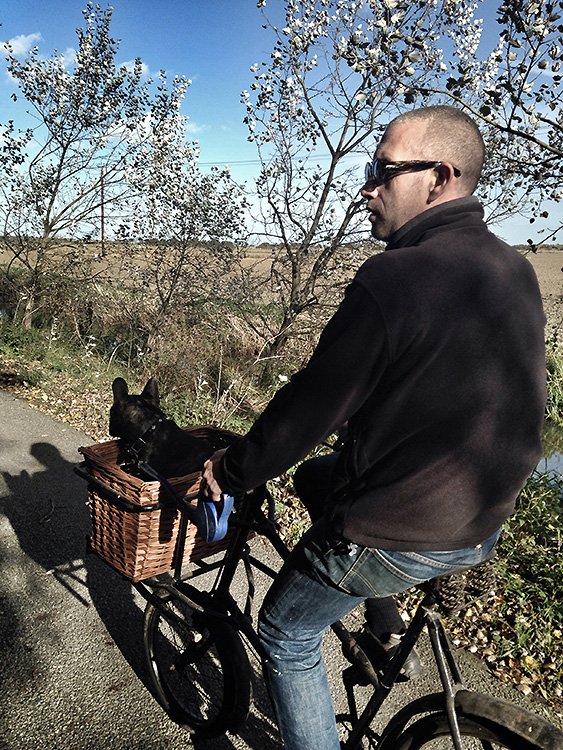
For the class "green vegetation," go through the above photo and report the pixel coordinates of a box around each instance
[547,354,563,425]
[498,474,562,675]
[445,472,563,704]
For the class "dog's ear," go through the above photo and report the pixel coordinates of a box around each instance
[141,377,160,406]
[112,377,129,404]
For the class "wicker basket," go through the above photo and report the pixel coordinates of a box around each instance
[79,426,242,582]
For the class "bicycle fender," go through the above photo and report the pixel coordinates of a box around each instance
[378,690,563,750]
[378,693,445,750]
[456,690,563,748]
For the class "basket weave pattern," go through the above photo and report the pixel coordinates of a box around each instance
[79,426,240,582]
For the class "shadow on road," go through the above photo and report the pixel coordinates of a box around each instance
[1,442,150,684]
[1,439,280,749]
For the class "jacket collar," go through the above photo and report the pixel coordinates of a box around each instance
[386,197,485,251]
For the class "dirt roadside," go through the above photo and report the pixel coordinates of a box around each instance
[527,248,563,297]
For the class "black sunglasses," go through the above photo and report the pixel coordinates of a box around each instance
[364,158,462,186]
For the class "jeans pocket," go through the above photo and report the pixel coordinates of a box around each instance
[300,525,367,592]
[338,547,423,598]
[337,530,501,600]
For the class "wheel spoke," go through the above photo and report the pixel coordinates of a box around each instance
[143,592,251,738]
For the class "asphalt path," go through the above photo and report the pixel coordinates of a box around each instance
[1,388,561,750]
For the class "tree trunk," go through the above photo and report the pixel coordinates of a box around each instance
[20,291,35,329]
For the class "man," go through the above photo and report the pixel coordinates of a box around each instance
[203,105,546,749]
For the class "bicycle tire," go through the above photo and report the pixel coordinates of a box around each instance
[389,690,563,750]
[144,591,252,738]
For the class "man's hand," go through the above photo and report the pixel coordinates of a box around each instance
[202,448,228,502]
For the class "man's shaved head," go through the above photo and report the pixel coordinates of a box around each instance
[384,105,485,194]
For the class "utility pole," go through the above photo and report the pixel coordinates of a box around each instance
[100,168,106,257]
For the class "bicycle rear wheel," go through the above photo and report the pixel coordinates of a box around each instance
[390,691,563,750]
[144,591,252,739]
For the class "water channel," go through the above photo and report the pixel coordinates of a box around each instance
[537,421,563,476]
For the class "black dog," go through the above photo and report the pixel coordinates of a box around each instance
[109,377,213,477]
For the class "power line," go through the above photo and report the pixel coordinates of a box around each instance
[198,153,363,167]
[198,159,263,166]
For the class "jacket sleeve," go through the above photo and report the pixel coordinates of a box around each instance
[221,282,389,493]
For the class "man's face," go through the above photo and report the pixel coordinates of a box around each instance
[362,121,435,241]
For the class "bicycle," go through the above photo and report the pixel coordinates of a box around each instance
[77,464,563,750]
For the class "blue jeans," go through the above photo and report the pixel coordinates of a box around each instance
[258,520,500,750]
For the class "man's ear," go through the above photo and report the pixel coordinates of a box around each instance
[427,162,458,203]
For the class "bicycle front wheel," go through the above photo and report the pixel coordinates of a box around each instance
[144,591,252,739]
[390,690,563,749]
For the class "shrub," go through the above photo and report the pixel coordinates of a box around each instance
[546,354,563,426]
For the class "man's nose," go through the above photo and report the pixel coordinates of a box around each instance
[361,181,379,198]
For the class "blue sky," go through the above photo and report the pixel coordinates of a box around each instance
[0,0,560,246]
[0,1,270,177]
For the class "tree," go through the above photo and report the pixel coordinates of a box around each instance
[123,111,248,344]
[243,0,562,359]
[0,3,189,327]
[425,0,562,244]
[0,119,33,313]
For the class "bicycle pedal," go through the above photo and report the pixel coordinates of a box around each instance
[386,643,423,681]
[344,629,423,683]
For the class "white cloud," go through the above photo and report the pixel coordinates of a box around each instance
[186,120,206,134]
[3,32,42,57]
[60,47,77,69]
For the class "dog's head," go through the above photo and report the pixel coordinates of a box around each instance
[109,377,163,442]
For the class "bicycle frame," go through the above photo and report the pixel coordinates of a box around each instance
[132,488,286,656]
[341,597,468,750]
[131,487,471,750]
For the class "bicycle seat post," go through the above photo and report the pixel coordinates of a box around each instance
[424,600,467,750]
